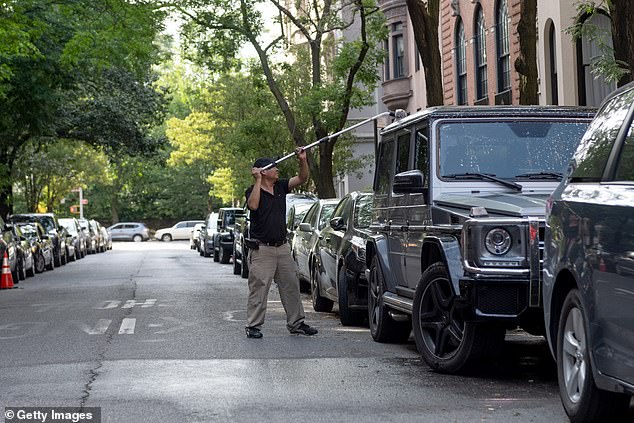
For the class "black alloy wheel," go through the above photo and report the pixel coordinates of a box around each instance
[413,262,504,374]
[35,252,46,273]
[337,264,364,326]
[18,256,26,281]
[232,245,241,275]
[219,245,230,264]
[367,255,411,343]
[311,262,333,312]
[240,250,249,279]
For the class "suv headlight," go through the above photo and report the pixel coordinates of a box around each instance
[484,228,512,255]
[463,220,527,269]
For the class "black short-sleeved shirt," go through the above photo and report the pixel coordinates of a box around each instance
[245,179,289,243]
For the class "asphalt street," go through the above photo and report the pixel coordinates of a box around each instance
[0,241,582,422]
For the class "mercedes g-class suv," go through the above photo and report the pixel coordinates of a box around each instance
[364,106,594,374]
[212,207,244,264]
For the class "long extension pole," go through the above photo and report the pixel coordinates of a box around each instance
[261,111,395,170]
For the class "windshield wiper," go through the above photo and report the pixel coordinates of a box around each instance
[514,171,563,180]
[444,172,522,192]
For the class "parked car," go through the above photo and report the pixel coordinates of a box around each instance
[199,212,218,257]
[78,218,97,254]
[16,222,54,273]
[292,198,340,290]
[107,222,150,242]
[213,208,243,264]
[59,218,87,259]
[90,220,105,252]
[9,224,35,279]
[9,213,67,266]
[543,83,634,423]
[312,192,373,325]
[286,202,316,245]
[100,226,112,250]
[155,220,204,242]
[364,106,595,374]
[190,223,204,250]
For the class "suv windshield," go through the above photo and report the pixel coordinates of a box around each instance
[438,120,589,179]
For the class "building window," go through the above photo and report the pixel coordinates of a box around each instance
[384,39,390,81]
[455,19,467,105]
[475,7,488,101]
[548,23,559,105]
[577,12,616,106]
[496,0,510,93]
[393,22,405,78]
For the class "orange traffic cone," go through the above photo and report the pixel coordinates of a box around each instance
[1,251,15,289]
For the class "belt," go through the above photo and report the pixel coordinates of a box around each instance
[258,239,287,247]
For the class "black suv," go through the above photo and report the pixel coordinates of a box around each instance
[212,207,244,264]
[365,106,594,374]
[543,83,634,422]
[9,213,67,267]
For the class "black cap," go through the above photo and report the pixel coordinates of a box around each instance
[253,157,276,168]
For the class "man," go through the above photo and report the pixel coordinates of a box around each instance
[244,148,318,339]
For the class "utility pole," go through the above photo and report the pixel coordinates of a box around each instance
[79,187,84,219]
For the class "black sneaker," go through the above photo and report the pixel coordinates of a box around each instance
[290,322,318,336]
[245,327,263,338]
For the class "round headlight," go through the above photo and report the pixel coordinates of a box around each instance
[485,228,512,255]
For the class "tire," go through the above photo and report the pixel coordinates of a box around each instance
[233,245,241,275]
[368,255,411,343]
[556,289,631,423]
[338,265,364,326]
[35,253,45,274]
[311,262,334,312]
[133,235,143,242]
[219,245,230,264]
[213,242,220,262]
[18,256,27,281]
[413,262,505,374]
[26,258,35,277]
[54,249,62,267]
[241,250,249,279]
[46,254,54,271]
[161,234,172,242]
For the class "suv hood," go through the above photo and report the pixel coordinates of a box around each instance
[434,192,548,218]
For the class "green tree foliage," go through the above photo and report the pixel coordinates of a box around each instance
[172,0,386,198]
[0,0,167,218]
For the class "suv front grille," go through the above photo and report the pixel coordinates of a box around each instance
[476,284,528,315]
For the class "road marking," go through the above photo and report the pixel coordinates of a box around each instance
[85,319,112,335]
[118,318,136,334]
[94,300,122,309]
[121,299,157,309]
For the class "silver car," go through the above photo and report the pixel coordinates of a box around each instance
[107,222,150,242]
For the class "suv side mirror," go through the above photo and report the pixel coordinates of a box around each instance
[298,223,312,232]
[329,217,346,231]
[393,170,427,194]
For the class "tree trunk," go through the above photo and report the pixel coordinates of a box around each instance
[609,0,634,87]
[515,0,539,104]
[405,0,443,106]
[0,149,15,219]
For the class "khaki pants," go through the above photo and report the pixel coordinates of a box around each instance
[246,243,305,331]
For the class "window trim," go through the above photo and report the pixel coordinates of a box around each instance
[496,0,511,93]
[455,18,467,105]
[474,6,488,101]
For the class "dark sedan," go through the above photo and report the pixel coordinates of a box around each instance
[16,222,54,273]
[313,192,373,325]
[9,213,67,266]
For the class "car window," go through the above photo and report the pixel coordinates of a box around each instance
[415,126,429,187]
[375,139,395,194]
[354,195,374,229]
[303,203,319,226]
[396,132,411,175]
[571,88,634,181]
[615,119,634,181]
[175,222,187,228]
[332,196,352,223]
[318,204,338,230]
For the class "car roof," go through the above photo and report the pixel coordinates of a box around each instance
[381,105,597,135]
